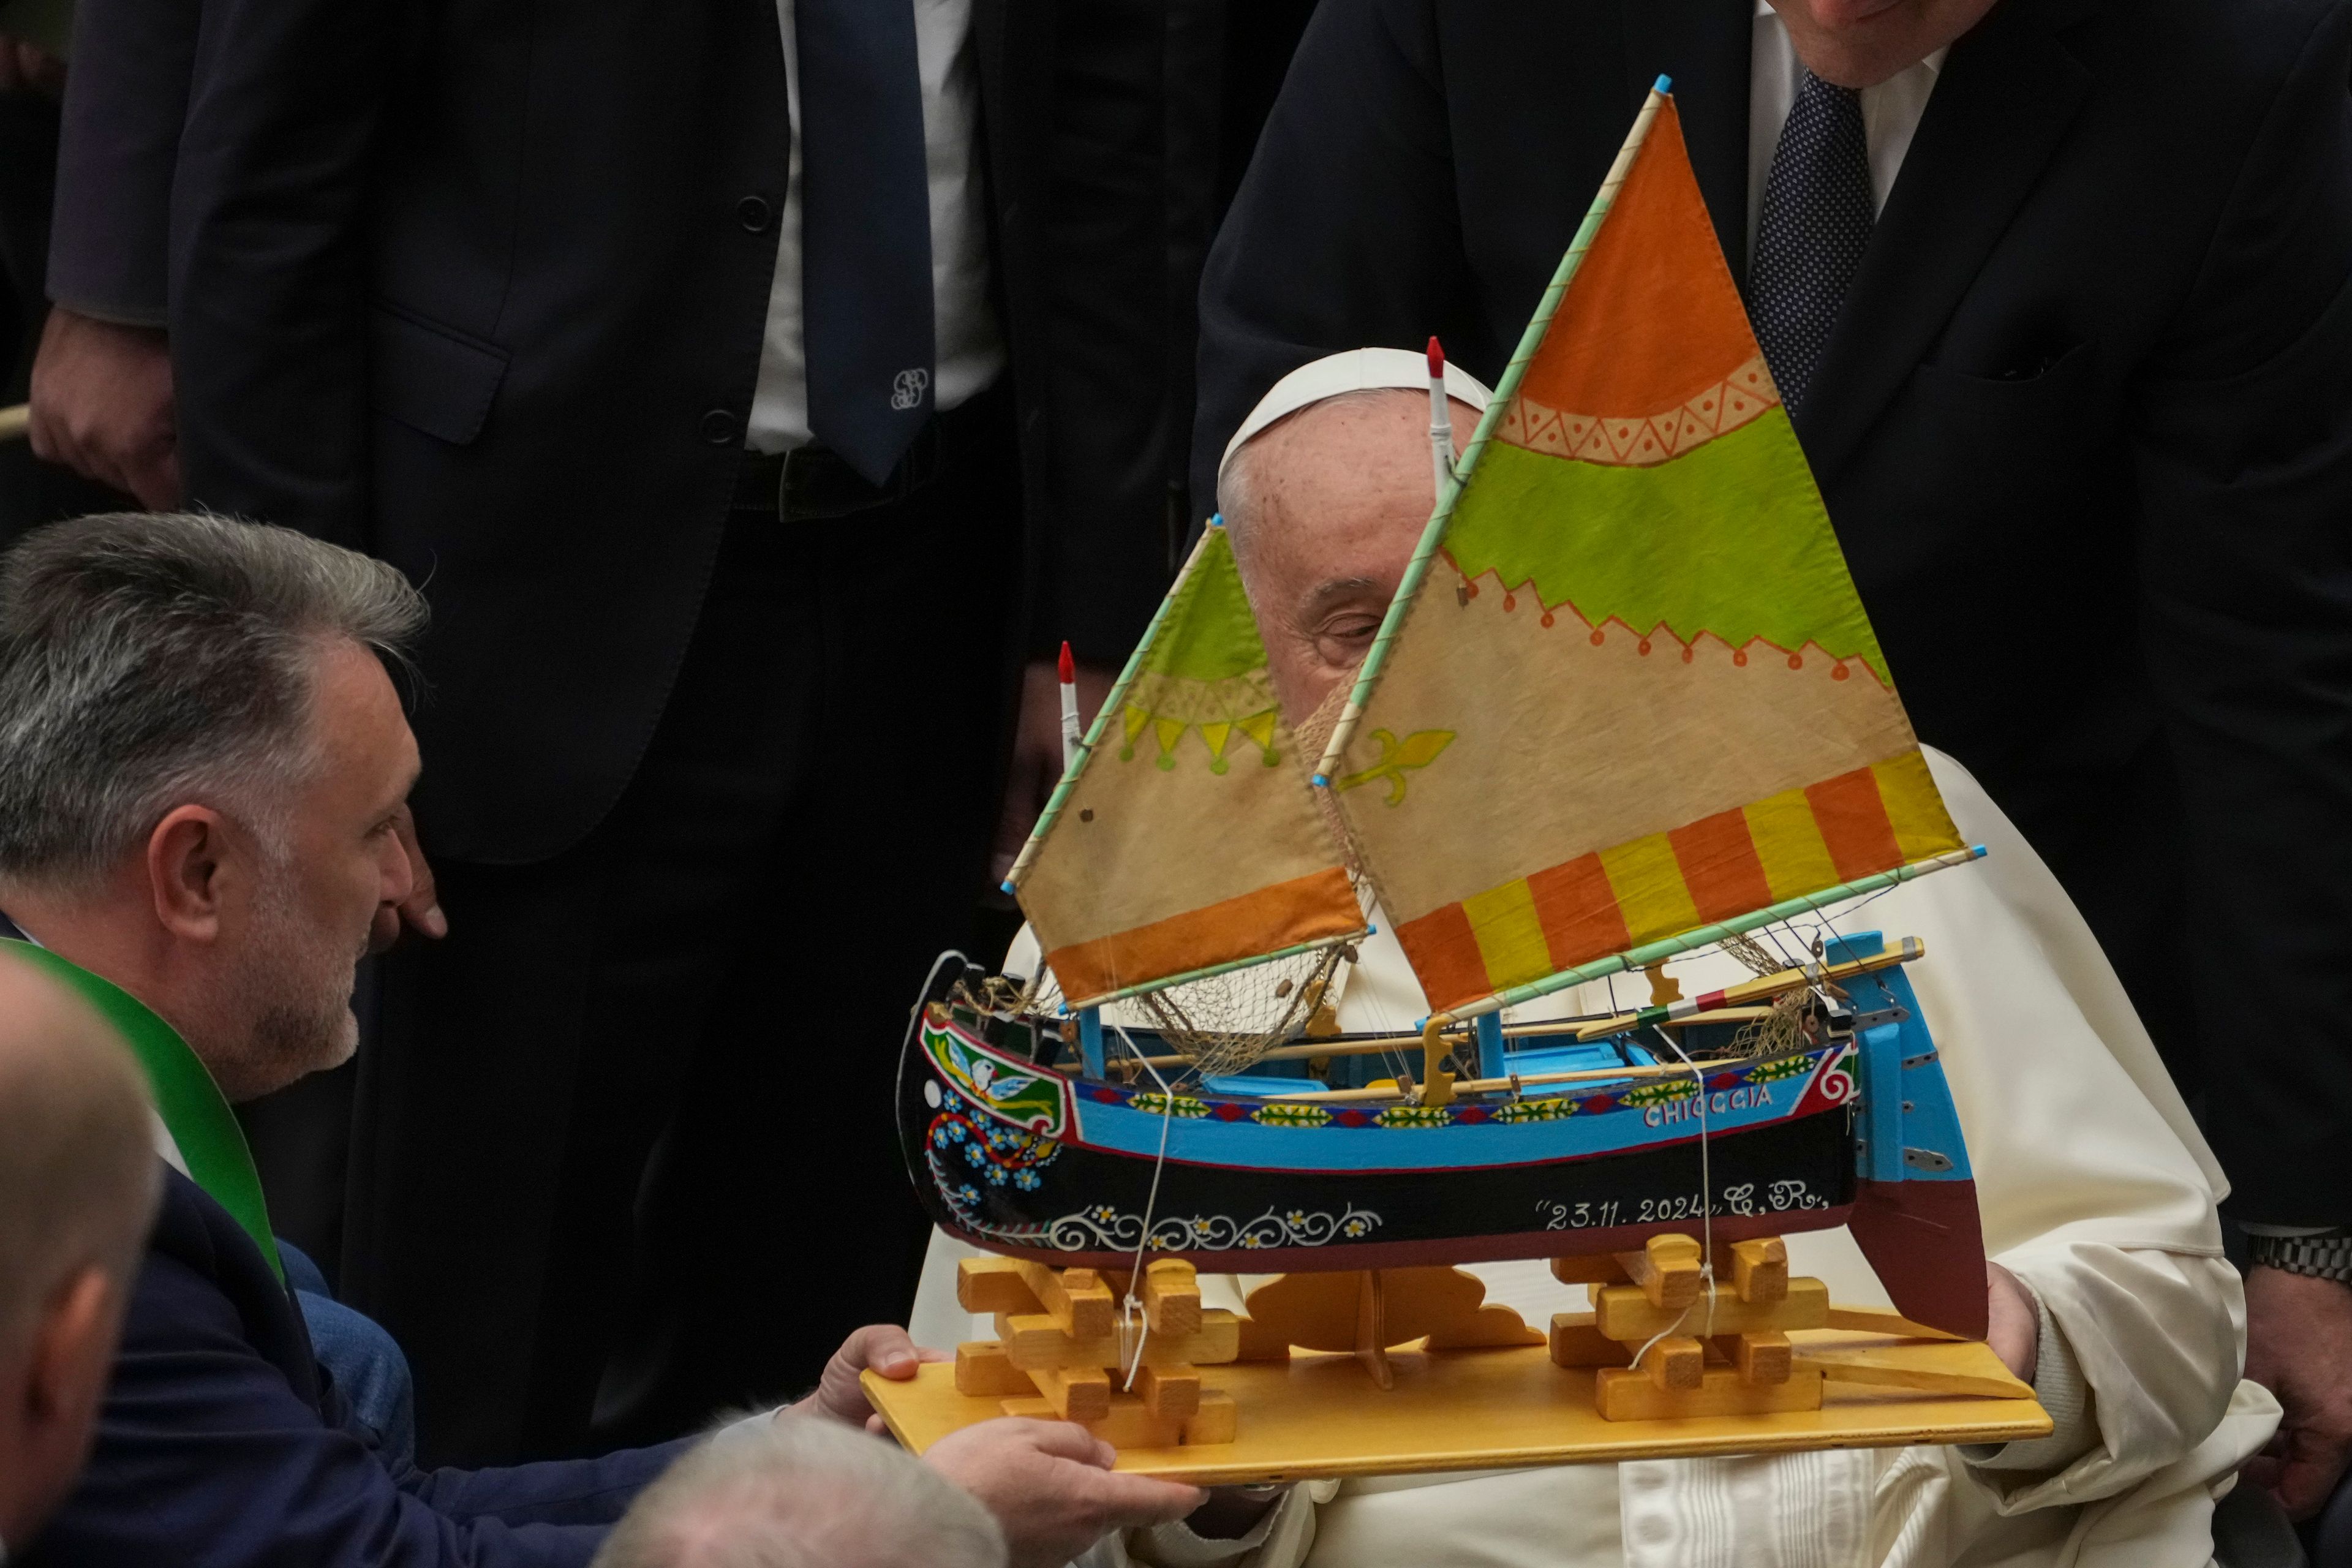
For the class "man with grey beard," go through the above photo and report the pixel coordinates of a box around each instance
[0,511,1200,1567]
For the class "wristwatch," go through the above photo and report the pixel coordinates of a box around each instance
[2250,1230,2352,1283]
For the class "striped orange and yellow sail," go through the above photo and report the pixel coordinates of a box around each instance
[1007,524,1366,1008]
[1316,85,1965,1017]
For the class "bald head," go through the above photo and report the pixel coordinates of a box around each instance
[593,1415,1006,1568]
[0,953,156,1348]
[0,948,158,1549]
[1219,388,1474,725]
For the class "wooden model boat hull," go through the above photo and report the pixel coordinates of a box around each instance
[897,937,1988,1336]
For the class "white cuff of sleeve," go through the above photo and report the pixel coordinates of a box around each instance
[1124,1487,1306,1568]
[2239,1221,2343,1238]
[1959,1290,2094,1474]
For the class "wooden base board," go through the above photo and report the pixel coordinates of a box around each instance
[864,1329,2049,1486]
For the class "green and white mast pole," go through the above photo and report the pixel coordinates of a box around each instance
[1311,76,1673,790]
[1308,77,1676,1100]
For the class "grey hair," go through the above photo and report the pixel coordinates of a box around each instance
[592,1414,1007,1568]
[0,512,427,892]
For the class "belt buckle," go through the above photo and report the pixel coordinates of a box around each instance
[776,424,937,521]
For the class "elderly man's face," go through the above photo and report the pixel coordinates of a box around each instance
[1227,390,1472,727]
[197,641,419,1101]
[1766,0,1999,88]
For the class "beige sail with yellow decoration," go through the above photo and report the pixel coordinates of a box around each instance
[1005,523,1367,1009]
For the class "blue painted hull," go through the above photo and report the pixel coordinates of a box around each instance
[895,933,1988,1334]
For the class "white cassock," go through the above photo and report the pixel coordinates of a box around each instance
[910,750,2277,1568]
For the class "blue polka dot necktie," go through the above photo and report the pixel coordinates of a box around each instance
[1748,73,1874,413]
[796,0,935,486]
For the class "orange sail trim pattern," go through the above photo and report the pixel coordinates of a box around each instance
[1513,99,1766,424]
[1043,866,1363,1008]
[1496,354,1780,469]
[1393,752,1962,1014]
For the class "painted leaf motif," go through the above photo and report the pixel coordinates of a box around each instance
[1333,728,1458,807]
[1393,731,1455,770]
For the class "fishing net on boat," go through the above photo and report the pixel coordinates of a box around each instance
[1134,942,1352,1080]
[1727,986,1811,1060]
[1711,930,1827,1060]
[1716,932,1786,978]
[1010,942,1354,1081]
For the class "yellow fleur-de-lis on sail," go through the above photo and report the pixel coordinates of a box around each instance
[1333,728,1455,806]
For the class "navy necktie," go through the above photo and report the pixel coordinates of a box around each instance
[796,0,935,485]
[1748,73,1874,413]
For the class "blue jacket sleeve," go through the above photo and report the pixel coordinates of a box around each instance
[31,1247,682,1567]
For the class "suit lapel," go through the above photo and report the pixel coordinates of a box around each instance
[1620,0,1755,274]
[1798,0,2097,483]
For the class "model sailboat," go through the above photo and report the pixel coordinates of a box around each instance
[900,81,1992,1338]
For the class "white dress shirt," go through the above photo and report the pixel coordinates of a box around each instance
[749,0,1006,455]
[1746,1,1946,257]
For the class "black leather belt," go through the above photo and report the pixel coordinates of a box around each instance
[733,386,1001,521]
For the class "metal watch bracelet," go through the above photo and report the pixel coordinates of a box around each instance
[2250,1231,2352,1283]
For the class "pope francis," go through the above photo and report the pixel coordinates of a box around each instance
[910,351,2276,1568]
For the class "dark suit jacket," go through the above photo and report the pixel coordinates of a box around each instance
[21,1168,684,1567]
[149,0,1181,863]
[1196,0,2352,1221]
[46,0,190,327]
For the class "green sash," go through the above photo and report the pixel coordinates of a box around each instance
[4,938,284,1281]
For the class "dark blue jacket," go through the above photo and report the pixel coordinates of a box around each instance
[21,1168,688,1566]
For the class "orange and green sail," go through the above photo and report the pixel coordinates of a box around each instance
[1006,523,1366,1008]
[1314,82,1968,1019]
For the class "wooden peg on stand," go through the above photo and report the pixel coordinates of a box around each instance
[951,1257,1239,1450]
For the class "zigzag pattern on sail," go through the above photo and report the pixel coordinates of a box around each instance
[1496,353,1780,467]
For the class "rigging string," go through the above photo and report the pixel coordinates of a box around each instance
[1111,1021,1176,1390]
[1627,1022,1721,1366]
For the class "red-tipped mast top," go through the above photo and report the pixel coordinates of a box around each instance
[1427,336,1445,378]
[1057,639,1074,685]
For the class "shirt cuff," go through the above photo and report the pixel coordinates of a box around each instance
[1959,1289,2095,1474]
[42,294,168,332]
[2239,1222,2345,1238]
[1123,1486,1308,1568]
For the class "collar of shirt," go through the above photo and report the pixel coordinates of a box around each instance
[1746,0,1948,257]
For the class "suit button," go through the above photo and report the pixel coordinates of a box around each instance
[737,195,774,233]
[701,408,740,445]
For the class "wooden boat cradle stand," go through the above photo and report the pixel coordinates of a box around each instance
[938,1238,2033,1453]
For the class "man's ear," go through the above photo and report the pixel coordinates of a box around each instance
[144,805,229,941]
[23,1267,118,1435]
